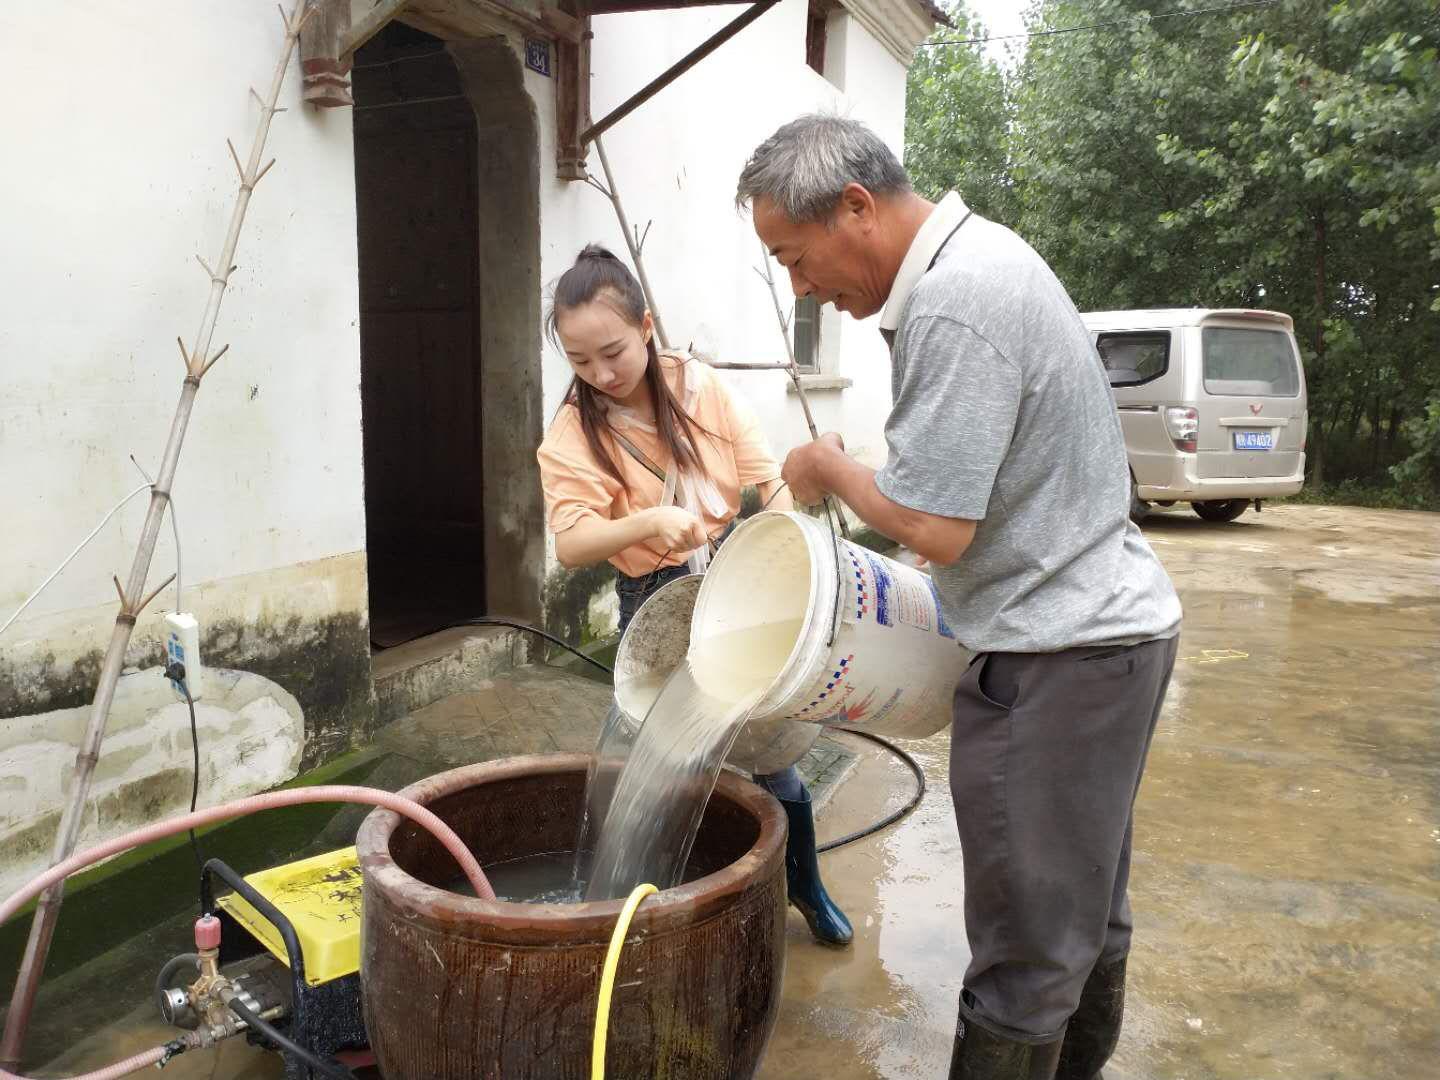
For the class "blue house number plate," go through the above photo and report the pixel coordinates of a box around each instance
[525,39,551,77]
[1233,430,1274,451]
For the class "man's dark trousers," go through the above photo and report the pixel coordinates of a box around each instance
[949,636,1179,1041]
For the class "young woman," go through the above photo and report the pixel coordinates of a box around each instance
[537,245,851,946]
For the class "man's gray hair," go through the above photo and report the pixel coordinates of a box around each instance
[736,114,912,223]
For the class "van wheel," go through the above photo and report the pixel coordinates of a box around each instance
[1129,477,1150,523]
[1193,499,1249,523]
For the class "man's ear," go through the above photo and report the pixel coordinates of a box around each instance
[839,182,879,232]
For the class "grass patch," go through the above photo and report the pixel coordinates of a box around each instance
[1279,481,1440,513]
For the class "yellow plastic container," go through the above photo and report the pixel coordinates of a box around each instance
[216,846,363,986]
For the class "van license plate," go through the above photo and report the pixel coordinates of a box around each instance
[1234,430,1274,451]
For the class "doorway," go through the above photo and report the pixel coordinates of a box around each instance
[353,23,544,649]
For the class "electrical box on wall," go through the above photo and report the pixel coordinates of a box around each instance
[165,612,204,701]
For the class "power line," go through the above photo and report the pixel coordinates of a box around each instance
[919,0,1281,48]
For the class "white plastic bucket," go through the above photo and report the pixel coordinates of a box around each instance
[613,575,823,775]
[690,511,966,740]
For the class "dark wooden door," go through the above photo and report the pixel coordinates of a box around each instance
[354,25,484,647]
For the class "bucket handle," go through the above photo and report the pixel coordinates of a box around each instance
[821,499,846,648]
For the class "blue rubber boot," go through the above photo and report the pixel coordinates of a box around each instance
[778,789,853,946]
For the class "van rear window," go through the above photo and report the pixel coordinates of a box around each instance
[1202,327,1301,397]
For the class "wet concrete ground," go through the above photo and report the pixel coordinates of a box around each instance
[31,504,1440,1078]
[765,503,1440,1079]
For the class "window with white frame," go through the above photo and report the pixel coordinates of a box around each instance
[792,296,822,374]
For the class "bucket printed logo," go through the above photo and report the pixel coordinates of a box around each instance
[860,550,892,626]
[781,521,960,735]
[800,653,857,716]
[847,549,871,621]
[858,547,950,636]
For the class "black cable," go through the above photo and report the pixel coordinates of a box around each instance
[154,953,200,1025]
[817,728,927,853]
[166,661,207,915]
[371,617,613,673]
[456,618,616,677]
[376,616,927,851]
[228,997,355,1079]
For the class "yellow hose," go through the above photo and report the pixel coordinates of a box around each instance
[592,882,658,1080]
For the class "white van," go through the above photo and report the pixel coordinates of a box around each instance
[1082,308,1308,523]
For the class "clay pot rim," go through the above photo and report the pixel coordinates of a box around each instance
[355,752,786,935]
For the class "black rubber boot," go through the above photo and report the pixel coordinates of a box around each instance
[777,789,853,946]
[1055,955,1127,1080]
[949,994,1064,1079]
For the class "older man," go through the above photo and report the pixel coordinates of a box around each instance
[736,115,1182,1080]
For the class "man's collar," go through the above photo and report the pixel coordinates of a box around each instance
[879,191,969,332]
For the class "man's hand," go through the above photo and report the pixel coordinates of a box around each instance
[782,433,845,505]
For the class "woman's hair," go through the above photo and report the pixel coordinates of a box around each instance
[546,244,712,492]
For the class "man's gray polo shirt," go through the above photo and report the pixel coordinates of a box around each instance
[874,192,1181,653]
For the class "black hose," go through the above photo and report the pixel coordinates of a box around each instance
[165,660,207,915]
[374,618,927,852]
[228,997,354,1080]
[817,728,927,853]
[453,617,615,677]
[373,617,613,677]
[155,953,200,1024]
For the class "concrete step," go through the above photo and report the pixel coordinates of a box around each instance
[371,625,529,726]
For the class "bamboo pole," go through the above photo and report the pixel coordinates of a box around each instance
[0,3,313,1065]
[753,242,850,537]
[587,135,671,350]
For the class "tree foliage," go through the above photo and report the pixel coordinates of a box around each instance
[905,0,1440,499]
[903,4,1016,221]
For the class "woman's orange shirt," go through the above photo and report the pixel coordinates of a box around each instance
[537,353,781,577]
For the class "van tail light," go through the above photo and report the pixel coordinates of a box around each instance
[1165,407,1198,453]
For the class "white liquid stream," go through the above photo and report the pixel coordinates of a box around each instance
[581,619,803,901]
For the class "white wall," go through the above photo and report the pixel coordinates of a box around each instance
[0,2,371,876]
[0,663,305,896]
[0,0,365,628]
[527,0,913,475]
[0,0,921,676]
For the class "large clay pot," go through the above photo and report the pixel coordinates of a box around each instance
[356,753,786,1079]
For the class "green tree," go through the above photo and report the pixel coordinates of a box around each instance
[904,2,1017,223]
[1391,400,1440,503]
[1153,0,1439,485]
[902,0,1439,499]
[1007,0,1277,308]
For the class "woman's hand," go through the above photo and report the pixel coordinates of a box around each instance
[647,507,708,552]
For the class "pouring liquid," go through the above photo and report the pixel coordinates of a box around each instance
[579,619,802,901]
